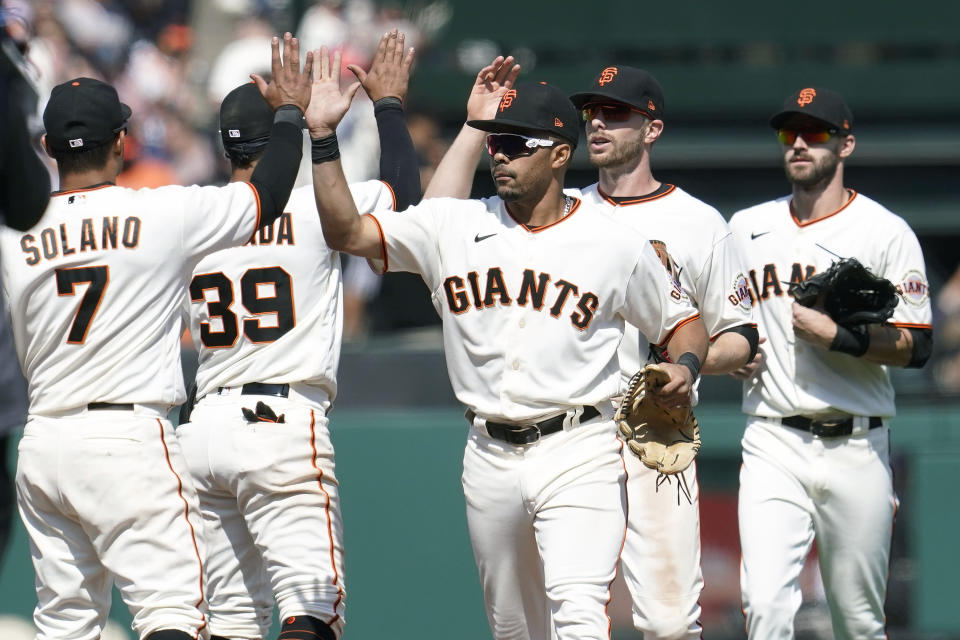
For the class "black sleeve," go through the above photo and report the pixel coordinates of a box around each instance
[1,96,50,231]
[374,97,421,210]
[716,323,760,363]
[906,327,933,369]
[248,106,303,229]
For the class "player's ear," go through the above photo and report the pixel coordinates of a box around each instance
[838,133,855,159]
[40,134,54,159]
[645,119,664,145]
[551,142,572,169]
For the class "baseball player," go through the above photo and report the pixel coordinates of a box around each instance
[307,47,709,640]
[728,87,933,639]
[176,30,418,640]
[0,34,311,640]
[567,66,758,640]
[425,64,759,640]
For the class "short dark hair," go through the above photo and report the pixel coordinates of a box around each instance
[49,134,117,174]
[225,145,267,171]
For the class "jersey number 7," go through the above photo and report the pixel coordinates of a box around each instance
[55,265,109,344]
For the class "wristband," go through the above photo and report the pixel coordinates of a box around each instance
[374,96,403,112]
[274,105,304,126]
[311,133,340,164]
[830,324,870,357]
[676,352,702,381]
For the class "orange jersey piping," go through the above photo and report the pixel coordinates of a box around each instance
[365,213,388,274]
[656,312,702,348]
[505,198,582,233]
[51,183,115,197]
[378,179,398,211]
[790,189,857,227]
[242,181,263,243]
[308,410,344,625]
[597,184,676,206]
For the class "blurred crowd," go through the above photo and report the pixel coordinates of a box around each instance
[6,0,451,341]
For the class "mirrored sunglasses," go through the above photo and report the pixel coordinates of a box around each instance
[485,133,556,159]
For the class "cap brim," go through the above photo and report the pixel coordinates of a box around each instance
[769,110,837,130]
[116,103,133,131]
[467,118,578,144]
[569,89,648,113]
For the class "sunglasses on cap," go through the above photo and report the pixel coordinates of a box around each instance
[580,102,649,123]
[776,128,839,145]
[485,133,556,159]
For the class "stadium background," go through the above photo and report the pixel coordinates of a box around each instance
[2,0,959,638]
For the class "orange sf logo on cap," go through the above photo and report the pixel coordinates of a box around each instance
[647,99,656,112]
[554,117,563,127]
[797,88,817,106]
[499,89,517,112]
[599,67,618,85]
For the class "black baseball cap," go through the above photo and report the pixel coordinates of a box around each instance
[770,87,853,133]
[219,82,274,149]
[42,77,131,153]
[569,66,665,119]
[467,82,579,146]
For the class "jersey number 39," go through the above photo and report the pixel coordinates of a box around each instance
[189,267,295,348]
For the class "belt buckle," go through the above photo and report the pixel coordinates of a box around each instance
[519,424,542,445]
[809,418,846,438]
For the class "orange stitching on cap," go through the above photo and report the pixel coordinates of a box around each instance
[647,99,656,111]
[797,88,816,106]
[598,67,618,85]
[499,89,517,111]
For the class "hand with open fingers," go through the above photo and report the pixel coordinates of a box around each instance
[616,364,700,476]
[305,46,362,138]
[730,336,765,380]
[348,29,415,102]
[252,32,314,112]
[466,55,521,121]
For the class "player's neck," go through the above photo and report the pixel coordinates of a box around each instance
[230,168,254,183]
[506,183,570,227]
[790,169,848,223]
[57,169,116,192]
[597,156,658,197]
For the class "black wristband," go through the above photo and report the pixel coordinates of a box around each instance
[311,133,340,164]
[274,105,304,126]
[830,324,870,357]
[676,352,702,381]
[373,96,403,110]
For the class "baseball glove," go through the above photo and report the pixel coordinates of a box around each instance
[788,257,899,326]
[615,364,700,475]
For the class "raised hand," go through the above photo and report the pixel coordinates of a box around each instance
[305,46,362,138]
[252,32,314,112]
[467,56,521,121]
[348,29,416,103]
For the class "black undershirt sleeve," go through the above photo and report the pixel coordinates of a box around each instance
[248,106,303,229]
[716,323,760,363]
[906,327,933,368]
[374,97,421,210]
[1,96,50,231]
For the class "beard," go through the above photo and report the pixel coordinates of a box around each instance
[784,151,840,189]
[588,134,645,169]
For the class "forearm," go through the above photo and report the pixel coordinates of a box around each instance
[374,97,421,209]
[666,317,709,365]
[312,154,381,258]
[423,123,485,199]
[702,331,753,375]
[862,325,914,367]
[248,107,304,228]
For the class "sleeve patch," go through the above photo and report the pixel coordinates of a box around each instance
[896,270,929,306]
[729,272,753,311]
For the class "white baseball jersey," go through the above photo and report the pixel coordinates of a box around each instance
[0,181,262,414]
[367,195,701,421]
[188,181,395,399]
[571,183,754,384]
[729,190,932,418]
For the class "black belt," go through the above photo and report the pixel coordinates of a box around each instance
[467,406,601,445]
[87,403,134,411]
[219,383,290,398]
[781,415,883,438]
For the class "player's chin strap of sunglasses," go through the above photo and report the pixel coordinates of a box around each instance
[466,406,601,445]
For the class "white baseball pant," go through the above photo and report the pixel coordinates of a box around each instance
[461,415,626,640]
[177,387,344,640]
[16,406,209,640]
[739,416,896,640]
